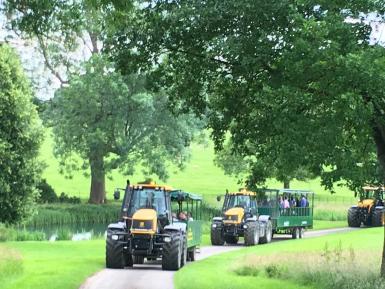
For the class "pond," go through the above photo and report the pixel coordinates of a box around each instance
[20,223,109,241]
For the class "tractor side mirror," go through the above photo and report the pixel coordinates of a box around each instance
[354,192,357,198]
[114,189,120,200]
[216,195,222,202]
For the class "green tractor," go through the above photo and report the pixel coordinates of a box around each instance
[106,180,202,270]
[348,186,385,227]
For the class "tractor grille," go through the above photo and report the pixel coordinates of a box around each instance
[225,215,238,222]
[132,220,153,230]
[132,236,151,250]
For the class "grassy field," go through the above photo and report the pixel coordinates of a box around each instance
[40,130,356,205]
[175,228,384,289]
[1,240,105,289]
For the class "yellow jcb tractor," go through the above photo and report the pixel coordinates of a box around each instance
[348,186,385,227]
[106,180,202,270]
[211,189,272,246]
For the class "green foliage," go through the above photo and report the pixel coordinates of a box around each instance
[234,266,260,277]
[0,224,45,242]
[37,179,57,203]
[0,44,43,224]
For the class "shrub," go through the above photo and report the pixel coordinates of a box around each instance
[265,264,284,278]
[37,179,57,203]
[58,192,81,204]
[234,266,260,277]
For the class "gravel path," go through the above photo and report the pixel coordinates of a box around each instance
[79,227,359,289]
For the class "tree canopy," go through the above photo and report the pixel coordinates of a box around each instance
[0,44,43,224]
[50,55,201,203]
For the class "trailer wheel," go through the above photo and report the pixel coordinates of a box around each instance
[181,235,187,267]
[260,220,272,244]
[347,207,361,227]
[211,223,225,245]
[244,222,259,246]
[162,232,182,271]
[299,227,305,239]
[187,247,196,262]
[372,209,385,227]
[106,231,132,268]
[292,227,300,239]
[133,255,144,264]
[224,235,239,244]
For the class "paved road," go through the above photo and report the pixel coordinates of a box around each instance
[80,227,359,289]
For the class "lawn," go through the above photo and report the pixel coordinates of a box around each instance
[1,240,105,289]
[175,227,384,289]
[40,130,356,205]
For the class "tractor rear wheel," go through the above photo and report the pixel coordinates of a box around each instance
[106,232,132,268]
[211,223,225,245]
[371,209,385,227]
[260,220,272,244]
[347,207,361,227]
[162,232,182,271]
[244,222,259,246]
[224,235,239,244]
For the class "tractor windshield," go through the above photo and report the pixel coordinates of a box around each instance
[224,195,256,211]
[126,189,168,217]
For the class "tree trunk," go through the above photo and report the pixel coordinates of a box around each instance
[283,180,290,189]
[89,154,106,204]
[372,124,385,277]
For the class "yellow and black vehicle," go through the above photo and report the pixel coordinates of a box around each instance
[106,180,202,270]
[348,186,385,227]
[211,189,272,246]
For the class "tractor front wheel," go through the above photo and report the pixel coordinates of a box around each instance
[347,207,361,227]
[106,231,132,269]
[162,232,182,271]
[372,209,385,227]
[244,222,259,246]
[211,223,225,245]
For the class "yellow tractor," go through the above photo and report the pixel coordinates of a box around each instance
[106,180,202,270]
[211,189,272,246]
[348,186,385,227]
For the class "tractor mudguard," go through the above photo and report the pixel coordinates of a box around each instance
[165,222,187,233]
[375,206,384,210]
[212,217,223,222]
[108,222,126,230]
[245,216,257,222]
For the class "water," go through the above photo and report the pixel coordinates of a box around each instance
[21,223,109,241]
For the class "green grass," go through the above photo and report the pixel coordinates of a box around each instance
[40,130,356,204]
[2,240,104,289]
[175,227,384,289]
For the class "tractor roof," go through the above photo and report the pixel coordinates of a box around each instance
[170,190,203,201]
[229,188,256,196]
[132,181,173,191]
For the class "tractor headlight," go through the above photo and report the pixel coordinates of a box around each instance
[111,234,119,241]
[164,236,171,243]
[243,225,248,229]
[212,223,217,228]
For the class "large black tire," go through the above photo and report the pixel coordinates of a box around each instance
[210,223,225,245]
[133,255,144,264]
[162,232,182,271]
[260,220,272,244]
[244,222,259,246]
[224,235,239,244]
[348,207,361,227]
[181,235,187,267]
[299,227,305,239]
[371,209,385,227]
[106,233,131,268]
[187,247,196,262]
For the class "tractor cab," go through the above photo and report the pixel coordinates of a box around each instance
[221,189,258,224]
[357,186,384,208]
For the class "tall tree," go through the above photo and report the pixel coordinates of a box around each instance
[0,44,43,224]
[106,0,385,274]
[51,55,200,203]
